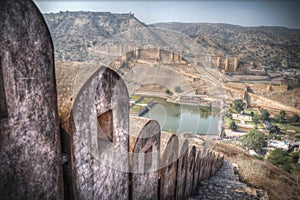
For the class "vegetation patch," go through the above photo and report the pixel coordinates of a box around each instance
[214,142,300,200]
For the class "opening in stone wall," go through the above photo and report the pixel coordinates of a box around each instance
[144,146,153,172]
[0,57,8,120]
[97,110,114,142]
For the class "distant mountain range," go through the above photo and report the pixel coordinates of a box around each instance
[43,11,300,69]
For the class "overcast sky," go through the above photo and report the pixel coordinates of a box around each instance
[34,0,300,28]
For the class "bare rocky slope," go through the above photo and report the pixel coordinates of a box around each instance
[43,12,300,69]
[43,11,147,61]
[152,22,300,69]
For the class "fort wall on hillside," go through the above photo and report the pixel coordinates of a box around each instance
[225,83,300,115]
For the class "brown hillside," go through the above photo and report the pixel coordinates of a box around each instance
[213,142,300,200]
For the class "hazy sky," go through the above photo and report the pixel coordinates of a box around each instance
[34,0,300,28]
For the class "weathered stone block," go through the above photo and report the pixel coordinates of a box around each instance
[129,116,160,200]
[159,132,179,200]
[193,149,202,193]
[0,0,62,199]
[184,146,196,198]
[176,139,189,200]
[71,67,129,199]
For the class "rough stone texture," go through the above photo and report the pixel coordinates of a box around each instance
[0,62,8,119]
[55,60,102,132]
[193,149,202,193]
[0,0,63,199]
[70,66,129,199]
[203,151,214,181]
[188,161,269,200]
[175,139,189,200]
[184,146,197,199]
[129,116,160,200]
[55,61,225,199]
[159,132,179,200]
[0,1,227,198]
[209,152,224,178]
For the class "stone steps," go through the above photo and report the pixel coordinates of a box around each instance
[188,161,268,200]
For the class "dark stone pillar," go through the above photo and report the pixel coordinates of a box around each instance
[184,146,196,198]
[129,117,160,200]
[0,0,63,199]
[71,67,129,199]
[193,149,202,193]
[159,133,179,200]
[175,139,189,200]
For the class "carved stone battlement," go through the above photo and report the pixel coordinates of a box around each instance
[0,1,224,199]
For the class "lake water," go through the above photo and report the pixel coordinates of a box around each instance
[143,98,220,135]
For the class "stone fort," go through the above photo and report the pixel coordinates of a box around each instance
[0,0,224,199]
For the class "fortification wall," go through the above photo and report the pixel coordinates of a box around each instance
[225,84,300,115]
[0,1,62,199]
[0,1,225,199]
[55,60,224,199]
[65,69,224,199]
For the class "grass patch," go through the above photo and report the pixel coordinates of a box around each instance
[245,121,264,129]
[243,108,259,115]
[130,105,143,113]
[130,95,141,101]
[224,116,232,127]
[139,97,153,104]
[270,120,300,133]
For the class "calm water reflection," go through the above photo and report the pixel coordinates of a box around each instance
[143,98,220,135]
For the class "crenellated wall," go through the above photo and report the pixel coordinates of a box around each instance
[129,117,160,200]
[225,84,300,115]
[54,58,224,200]
[0,1,225,199]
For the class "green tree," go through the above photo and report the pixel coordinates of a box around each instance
[267,149,293,172]
[232,99,244,113]
[280,110,286,117]
[270,125,280,134]
[175,86,182,93]
[240,130,265,153]
[260,109,270,121]
[275,110,286,123]
[165,89,173,95]
[288,114,299,123]
[252,114,259,128]
[291,152,300,164]
[229,121,237,131]
[92,40,97,46]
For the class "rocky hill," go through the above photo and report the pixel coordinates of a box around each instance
[43,12,300,69]
[152,22,300,69]
[43,11,147,61]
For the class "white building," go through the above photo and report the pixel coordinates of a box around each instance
[268,140,289,150]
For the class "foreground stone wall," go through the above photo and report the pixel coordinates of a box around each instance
[159,133,179,200]
[0,0,62,199]
[0,1,225,199]
[184,146,197,198]
[176,139,189,200]
[63,64,224,200]
[129,117,160,200]
[71,66,129,199]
